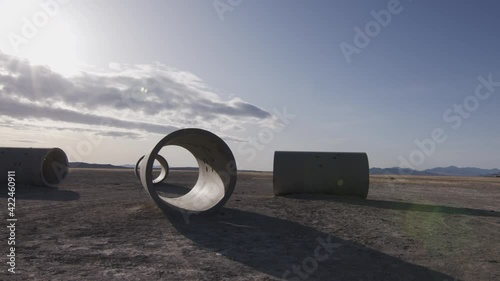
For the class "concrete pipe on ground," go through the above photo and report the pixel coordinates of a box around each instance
[134,154,169,184]
[0,147,69,188]
[139,128,237,215]
[273,151,369,198]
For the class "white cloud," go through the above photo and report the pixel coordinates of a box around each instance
[0,53,274,140]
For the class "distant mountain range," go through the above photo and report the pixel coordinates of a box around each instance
[69,162,197,170]
[69,162,126,169]
[370,166,500,177]
[70,162,499,177]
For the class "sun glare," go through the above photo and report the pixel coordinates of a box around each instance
[23,23,81,76]
[0,0,82,76]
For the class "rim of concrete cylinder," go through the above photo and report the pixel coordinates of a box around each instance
[42,148,69,188]
[140,128,237,215]
[134,154,169,184]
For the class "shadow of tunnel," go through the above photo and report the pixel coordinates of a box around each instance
[169,208,457,281]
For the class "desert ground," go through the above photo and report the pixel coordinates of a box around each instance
[2,169,500,280]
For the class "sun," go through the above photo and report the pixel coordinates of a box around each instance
[22,22,82,76]
[0,1,82,76]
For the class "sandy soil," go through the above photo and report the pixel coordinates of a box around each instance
[1,169,500,280]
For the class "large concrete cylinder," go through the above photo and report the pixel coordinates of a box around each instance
[139,129,237,215]
[0,148,69,188]
[134,154,169,184]
[273,151,369,198]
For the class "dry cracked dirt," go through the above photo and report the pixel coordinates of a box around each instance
[1,168,500,280]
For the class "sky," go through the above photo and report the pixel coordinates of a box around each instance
[0,0,499,171]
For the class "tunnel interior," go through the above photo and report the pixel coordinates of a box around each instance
[140,129,237,214]
[41,148,69,186]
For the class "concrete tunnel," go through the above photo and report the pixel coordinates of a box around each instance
[273,151,370,198]
[137,128,237,216]
[135,154,170,184]
[0,147,69,188]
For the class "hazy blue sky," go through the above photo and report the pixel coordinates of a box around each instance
[0,0,499,170]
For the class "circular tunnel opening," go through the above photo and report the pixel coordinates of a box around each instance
[135,155,169,184]
[140,129,237,214]
[151,157,168,183]
[154,146,198,198]
[41,148,69,187]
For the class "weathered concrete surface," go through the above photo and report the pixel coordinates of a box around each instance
[273,151,369,198]
[139,128,237,215]
[0,147,68,188]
